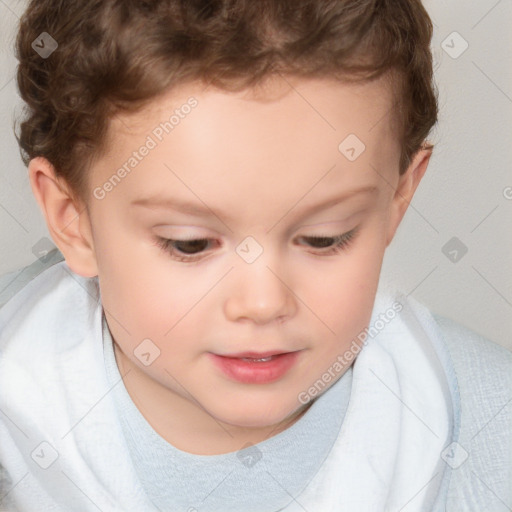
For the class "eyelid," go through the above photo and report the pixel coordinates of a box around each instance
[298,208,366,229]
[152,212,363,240]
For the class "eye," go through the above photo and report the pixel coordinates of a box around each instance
[296,226,360,255]
[154,226,360,263]
[154,237,217,262]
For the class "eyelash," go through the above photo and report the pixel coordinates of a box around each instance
[154,226,361,263]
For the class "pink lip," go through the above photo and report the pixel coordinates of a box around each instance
[209,351,301,384]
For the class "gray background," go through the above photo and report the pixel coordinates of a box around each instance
[0,0,511,349]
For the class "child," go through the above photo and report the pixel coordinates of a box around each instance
[1,0,511,511]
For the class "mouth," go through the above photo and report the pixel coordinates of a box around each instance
[215,350,291,361]
[208,350,302,384]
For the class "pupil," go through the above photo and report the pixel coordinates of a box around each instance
[312,237,332,248]
[177,239,208,254]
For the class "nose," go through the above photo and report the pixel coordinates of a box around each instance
[223,253,297,325]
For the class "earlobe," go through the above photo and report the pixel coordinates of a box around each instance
[385,148,432,247]
[28,157,99,277]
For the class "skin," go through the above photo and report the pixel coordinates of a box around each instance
[28,74,431,456]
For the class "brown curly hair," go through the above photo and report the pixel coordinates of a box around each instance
[14,0,437,207]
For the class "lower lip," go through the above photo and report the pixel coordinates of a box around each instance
[209,352,301,384]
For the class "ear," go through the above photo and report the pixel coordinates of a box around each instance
[385,147,432,247]
[28,156,99,277]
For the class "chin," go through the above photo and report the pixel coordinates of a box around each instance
[211,400,302,430]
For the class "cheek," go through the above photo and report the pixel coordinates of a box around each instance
[94,226,215,353]
[90,216,168,329]
[302,231,386,344]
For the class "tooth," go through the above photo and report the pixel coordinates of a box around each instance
[241,356,273,362]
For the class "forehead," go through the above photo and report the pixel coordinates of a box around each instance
[92,75,400,210]
[118,74,397,141]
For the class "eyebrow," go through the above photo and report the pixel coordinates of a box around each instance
[131,184,378,221]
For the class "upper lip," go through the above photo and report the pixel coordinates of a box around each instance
[214,350,296,358]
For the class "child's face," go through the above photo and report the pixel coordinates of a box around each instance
[63,76,427,434]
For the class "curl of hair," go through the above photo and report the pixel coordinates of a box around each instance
[14,0,438,205]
